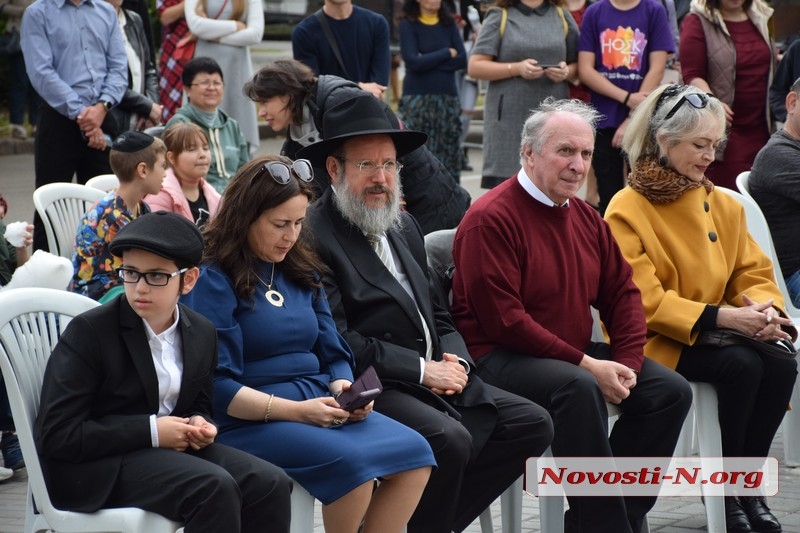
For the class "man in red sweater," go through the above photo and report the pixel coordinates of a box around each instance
[451,97,692,533]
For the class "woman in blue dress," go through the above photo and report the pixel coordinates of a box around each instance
[183,154,434,533]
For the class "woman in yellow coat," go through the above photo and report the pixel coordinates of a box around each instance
[606,84,798,533]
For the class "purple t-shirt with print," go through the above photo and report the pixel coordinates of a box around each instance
[579,0,674,128]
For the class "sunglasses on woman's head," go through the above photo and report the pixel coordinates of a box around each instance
[662,92,717,121]
[254,159,314,185]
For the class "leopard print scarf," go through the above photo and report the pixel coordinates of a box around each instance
[627,156,714,204]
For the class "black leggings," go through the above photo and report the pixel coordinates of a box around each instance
[676,343,797,457]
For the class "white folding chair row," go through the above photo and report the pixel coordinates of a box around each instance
[0,288,183,533]
[32,182,104,259]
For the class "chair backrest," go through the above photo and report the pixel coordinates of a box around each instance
[85,173,120,193]
[424,229,456,308]
[143,125,166,139]
[32,182,105,259]
[0,288,99,524]
[717,185,800,318]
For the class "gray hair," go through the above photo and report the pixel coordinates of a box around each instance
[623,84,727,166]
[519,98,602,163]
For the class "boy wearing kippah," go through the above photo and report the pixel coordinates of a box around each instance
[71,131,166,301]
[36,211,292,532]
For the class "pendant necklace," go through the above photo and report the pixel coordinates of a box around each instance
[254,263,284,307]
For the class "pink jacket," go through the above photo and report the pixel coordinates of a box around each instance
[145,169,221,223]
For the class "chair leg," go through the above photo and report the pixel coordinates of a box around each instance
[289,481,315,533]
[500,476,523,533]
[783,377,800,467]
[689,383,726,533]
[480,476,522,533]
[478,506,494,533]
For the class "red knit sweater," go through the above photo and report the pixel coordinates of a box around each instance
[451,176,646,371]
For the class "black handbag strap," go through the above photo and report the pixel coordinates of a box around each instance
[315,9,351,80]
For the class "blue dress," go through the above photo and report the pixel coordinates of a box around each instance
[183,261,435,504]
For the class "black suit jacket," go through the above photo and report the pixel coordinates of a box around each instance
[34,296,217,512]
[308,191,496,449]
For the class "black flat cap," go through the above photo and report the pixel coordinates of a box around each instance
[111,131,155,153]
[110,212,203,265]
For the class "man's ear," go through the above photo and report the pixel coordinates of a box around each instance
[787,90,798,116]
[136,161,149,180]
[326,156,341,185]
[181,266,200,294]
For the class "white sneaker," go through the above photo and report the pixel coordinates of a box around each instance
[10,124,27,140]
[0,466,12,482]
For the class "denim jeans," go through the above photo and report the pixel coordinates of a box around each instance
[8,51,39,126]
[786,268,800,309]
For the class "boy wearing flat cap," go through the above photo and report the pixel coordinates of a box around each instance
[71,131,166,301]
[36,212,292,533]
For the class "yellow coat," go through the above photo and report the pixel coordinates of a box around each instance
[605,186,787,370]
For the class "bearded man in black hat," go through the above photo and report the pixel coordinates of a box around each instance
[301,95,553,533]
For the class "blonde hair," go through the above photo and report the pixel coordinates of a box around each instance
[623,85,727,166]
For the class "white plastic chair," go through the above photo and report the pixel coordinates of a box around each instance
[0,288,183,533]
[32,183,104,259]
[725,178,800,467]
[85,174,119,193]
[289,481,315,533]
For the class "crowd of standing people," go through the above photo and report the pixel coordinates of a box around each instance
[2,0,800,532]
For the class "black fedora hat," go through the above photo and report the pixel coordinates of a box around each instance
[296,95,428,166]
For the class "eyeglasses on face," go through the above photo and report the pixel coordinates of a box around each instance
[191,80,224,89]
[662,92,717,121]
[254,159,314,185]
[339,158,404,176]
[117,267,188,286]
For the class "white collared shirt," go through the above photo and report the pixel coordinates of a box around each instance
[143,307,183,447]
[517,169,570,207]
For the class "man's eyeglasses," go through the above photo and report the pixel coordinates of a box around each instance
[117,267,188,286]
[253,159,314,185]
[191,80,224,89]
[662,91,717,121]
[339,159,404,176]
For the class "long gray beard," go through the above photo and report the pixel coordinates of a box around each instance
[332,173,403,236]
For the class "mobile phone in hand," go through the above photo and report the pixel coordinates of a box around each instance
[335,366,382,412]
[337,387,381,412]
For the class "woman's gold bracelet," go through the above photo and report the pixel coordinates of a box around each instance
[263,394,275,423]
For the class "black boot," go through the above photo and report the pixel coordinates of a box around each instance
[740,496,781,532]
[725,496,754,532]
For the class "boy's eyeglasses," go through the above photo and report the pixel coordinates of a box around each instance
[254,159,314,185]
[117,267,188,286]
[662,92,717,121]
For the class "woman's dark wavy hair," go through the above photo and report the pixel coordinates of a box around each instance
[402,0,455,24]
[243,59,317,127]
[202,155,323,301]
